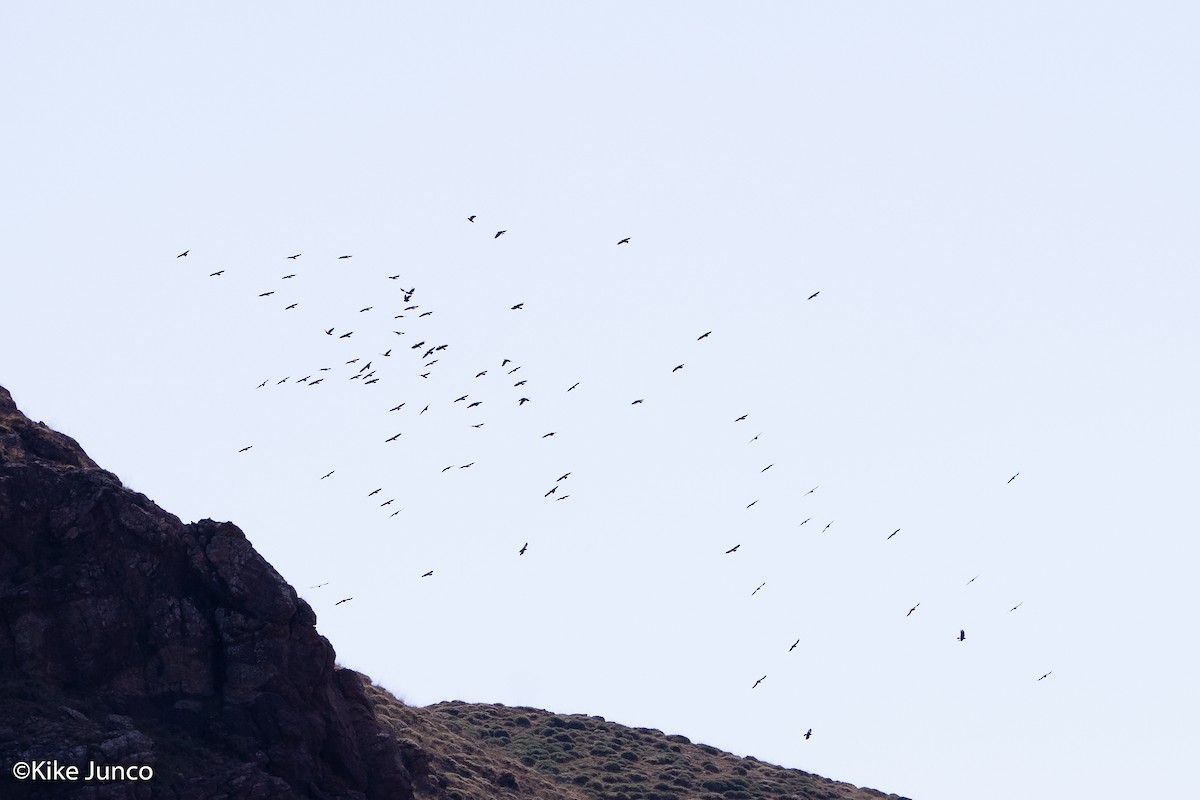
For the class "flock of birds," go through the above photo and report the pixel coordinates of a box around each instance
[176,221,1052,746]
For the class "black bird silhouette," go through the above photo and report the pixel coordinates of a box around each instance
[746,500,758,509]
[419,311,432,317]
[761,464,773,472]
[1038,671,1052,681]
[821,521,833,533]
[511,303,524,310]
[907,604,920,617]
[805,485,819,495]
[749,433,760,442]
[339,332,353,339]
[386,433,402,442]
[887,528,900,539]
[460,462,475,469]
[475,371,487,378]
[508,366,520,374]
[735,414,748,422]
[698,331,712,340]
[325,327,335,335]
[381,349,391,357]
[210,270,224,276]
[320,470,334,480]
[468,215,476,222]
[335,597,353,605]
[568,382,580,391]
[259,291,275,297]
[455,395,468,403]
[441,466,453,473]
[390,510,401,517]
[789,639,799,652]
[256,380,267,388]
[338,255,352,259]
[471,423,484,428]
[518,542,528,555]
[751,582,765,596]
[807,291,819,300]
[388,274,400,280]
[631,399,644,405]
[411,341,425,349]
[725,544,740,554]
[177,250,189,258]
[958,629,966,642]
[555,495,569,501]
[799,517,811,526]
[557,473,570,481]
[420,372,430,378]
[420,405,429,414]
[421,570,434,578]
[288,254,301,259]
[514,380,527,386]
[965,575,979,586]
[285,303,297,310]
[283,273,295,279]
[804,729,812,740]
[1008,472,1020,484]
[309,379,323,385]
[310,582,328,588]
[617,237,630,245]
[346,359,359,365]
[1009,602,1023,612]
[389,402,405,411]
[518,397,530,405]
[752,675,766,689]
[544,486,558,497]
[542,432,556,438]
[368,488,382,497]
[360,306,373,313]
[238,446,252,453]
[672,364,684,372]
[467,401,481,408]
[494,230,506,238]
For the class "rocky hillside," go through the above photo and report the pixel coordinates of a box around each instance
[0,384,906,800]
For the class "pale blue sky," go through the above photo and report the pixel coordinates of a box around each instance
[3,3,1198,799]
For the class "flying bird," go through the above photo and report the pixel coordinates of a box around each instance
[697,331,712,340]
[568,382,580,391]
[511,303,524,310]
[1008,472,1020,484]
[282,273,295,279]
[1038,671,1052,681]
[475,371,487,378]
[514,380,527,386]
[907,604,920,617]
[368,488,382,497]
[468,215,476,222]
[557,473,570,481]
[751,582,766,596]
[471,423,484,428]
[965,575,979,586]
[421,570,434,578]
[544,486,558,497]
[339,332,353,339]
[752,675,766,689]
[725,544,740,554]
[256,380,267,388]
[821,521,833,533]
[338,255,352,259]
[177,250,189,258]
[441,466,453,473]
[419,311,432,317]
[519,542,528,555]
[467,401,482,408]
[455,395,468,402]
[958,630,966,642]
[310,582,328,588]
[209,270,224,277]
[285,303,297,310]
[381,349,391,357]
[335,598,353,605]
[542,432,556,438]
[804,729,812,741]
[805,485,819,495]
[735,414,748,422]
[460,462,475,469]
[789,639,799,652]
[494,230,506,238]
[555,495,570,501]
[238,446,253,453]
[420,373,430,378]
[258,291,275,297]
[746,500,758,509]
[807,291,819,300]
[287,254,301,259]
[360,306,373,313]
[631,399,644,405]
[508,366,521,374]
[420,405,429,414]
[320,470,335,480]
[518,397,530,405]
[672,364,684,372]
[325,328,335,335]
[761,464,773,472]
[1009,602,1023,612]
[386,433,402,442]
[799,518,811,526]
[617,237,630,245]
[887,528,900,540]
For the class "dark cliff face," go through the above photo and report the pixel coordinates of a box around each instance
[0,385,414,800]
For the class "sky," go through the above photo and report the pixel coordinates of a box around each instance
[2,2,1198,799]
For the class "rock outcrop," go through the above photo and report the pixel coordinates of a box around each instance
[0,385,413,799]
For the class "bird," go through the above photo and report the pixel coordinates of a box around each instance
[309,379,323,386]
[368,488,382,497]
[508,366,520,374]
[807,291,819,300]
[360,306,373,313]
[310,582,328,588]
[381,499,394,507]
[285,303,297,310]
[906,604,920,617]
[544,486,558,497]
[789,639,799,652]
[381,349,392,357]
[390,510,400,517]
[259,291,275,297]
[420,373,430,378]
[420,405,429,415]
[442,466,454,473]
[335,598,353,605]
[734,414,748,422]
[725,544,740,554]
[455,395,469,403]
[748,433,760,443]
[287,254,301,259]
[542,432,556,438]
[177,250,189,258]
[325,328,335,335]
[746,500,758,509]
[518,397,530,405]
[698,331,712,340]
[568,382,580,391]
[256,380,267,388]
[494,230,506,238]
[821,520,833,533]
[411,341,426,349]
[752,675,766,689]
[320,470,335,480]
[339,332,353,339]
[467,401,482,408]
[386,433,402,442]
[965,575,979,586]
[419,311,432,317]
[388,274,400,280]
[1038,671,1053,681]
[460,462,475,469]
[1009,602,1023,612]
[511,303,524,310]
[804,729,812,741]
[238,446,253,453]
[631,399,644,405]
[471,423,484,428]
[761,464,773,472]
[475,370,487,378]
[421,570,434,578]
[887,528,900,540]
[514,380,526,387]
[751,582,766,596]
[557,473,570,481]
[209,270,224,277]
[555,495,569,501]
[805,485,819,495]
[672,364,684,372]
[338,255,352,259]
[519,543,528,555]
[468,215,476,222]
[799,518,811,526]
[958,630,966,642]
[1008,472,1020,484]
[617,237,630,245]
[282,273,295,279]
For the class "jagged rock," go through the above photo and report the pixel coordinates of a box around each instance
[0,384,413,800]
